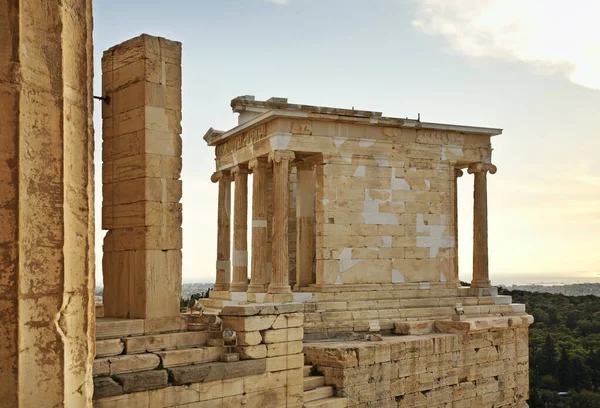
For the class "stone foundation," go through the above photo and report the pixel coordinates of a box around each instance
[305,321,530,407]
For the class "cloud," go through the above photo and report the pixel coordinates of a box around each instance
[266,0,289,4]
[412,0,600,90]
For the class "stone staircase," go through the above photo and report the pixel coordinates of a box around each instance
[302,365,347,408]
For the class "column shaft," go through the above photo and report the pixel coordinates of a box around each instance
[230,165,249,292]
[468,163,497,288]
[248,158,269,293]
[266,151,295,301]
[454,169,463,282]
[0,1,95,405]
[296,164,315,288]
[213,171,232,291]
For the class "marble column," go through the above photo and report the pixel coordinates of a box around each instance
[296,162,316,288]
[212,170,232,291]
[230,164,250,292]
[467,163,497,288]
[248,158,269,293]
[454,168,464,282]
[265,150,295,302]
[0,0,95,405]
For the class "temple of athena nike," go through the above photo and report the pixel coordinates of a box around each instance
[0,21,532,408]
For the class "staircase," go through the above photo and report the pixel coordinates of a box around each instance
[302,365,347,408]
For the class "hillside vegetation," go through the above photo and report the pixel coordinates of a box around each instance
[501,288,600,407]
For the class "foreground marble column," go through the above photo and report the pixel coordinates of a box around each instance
[230,164,249,292]
[454,168,463,282]
[0,1,95,405]
[266,150,295,301]
[468,162,497,288]
[248,158,269,293]
[212,170,232,291]
[296,162,315,288]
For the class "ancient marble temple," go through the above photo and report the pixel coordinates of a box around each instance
[203,95,501,307]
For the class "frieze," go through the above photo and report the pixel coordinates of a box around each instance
[416,130,464,145]
[215,124,267,157]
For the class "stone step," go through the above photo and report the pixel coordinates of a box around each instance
[122,331,217,354]
[304,376,325,391]
[304,397,348,408]
[96,318,144,340]
[304,386,334,402]
[154,346,226,368]
[197,298,239,309]
[303,365,312,377]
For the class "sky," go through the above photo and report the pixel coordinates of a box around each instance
[93,0,600,286]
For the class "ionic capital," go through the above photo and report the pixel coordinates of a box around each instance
[467,163,497,175]
[231,164,250,179]
[455,168,464,178]
[211,170,231,183]
[248,156,270,171]
[268,150,295,164]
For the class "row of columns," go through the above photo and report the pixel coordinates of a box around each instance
[454,162,497,289]
[212,150,313,301]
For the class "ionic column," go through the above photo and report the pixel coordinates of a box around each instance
[230,164,250,292]
[248,157,269,293]
[212,170,232,291]
[266,150,295,301]
[454,168,464,282]
[296,162,315,288]
[467,163,497,288]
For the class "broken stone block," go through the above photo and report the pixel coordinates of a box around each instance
[93,377,123,399]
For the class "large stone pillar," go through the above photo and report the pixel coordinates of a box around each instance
[0,0,95,406]
[230,164,249,292]
[212,171,232,291]
[454,168,463,282]
[296,162,315,288]
[248,157,269,293]
[265,150,295,302]
[467,163,497,288]
[102,35,183,319]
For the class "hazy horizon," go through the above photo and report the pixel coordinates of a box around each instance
[93,0,600,286]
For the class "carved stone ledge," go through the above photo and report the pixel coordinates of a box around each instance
[467,163,497,175]
[455,168,464,178]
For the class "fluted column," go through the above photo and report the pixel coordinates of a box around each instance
[248,157,269,293]
[212,170,232,291]
[467,162,497,288]
[454,168,463,283]
[230,164,250,292]
[266,150,295,302]
[0,1,95,405]
[296,162,315,289]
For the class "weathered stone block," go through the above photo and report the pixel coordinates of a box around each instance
[261,327,304,344]
[93,377,124,399]
[115,369,168,393]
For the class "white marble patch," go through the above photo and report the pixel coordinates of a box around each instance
[269,134,292,150]
[359,139,376,148]
[353,165,366,177]
[334,137,347,148]
[419,282,431,290]
[382,236,392,248]
[375,156,389,167]
[361,212,398,225]
[392,269,405,283]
